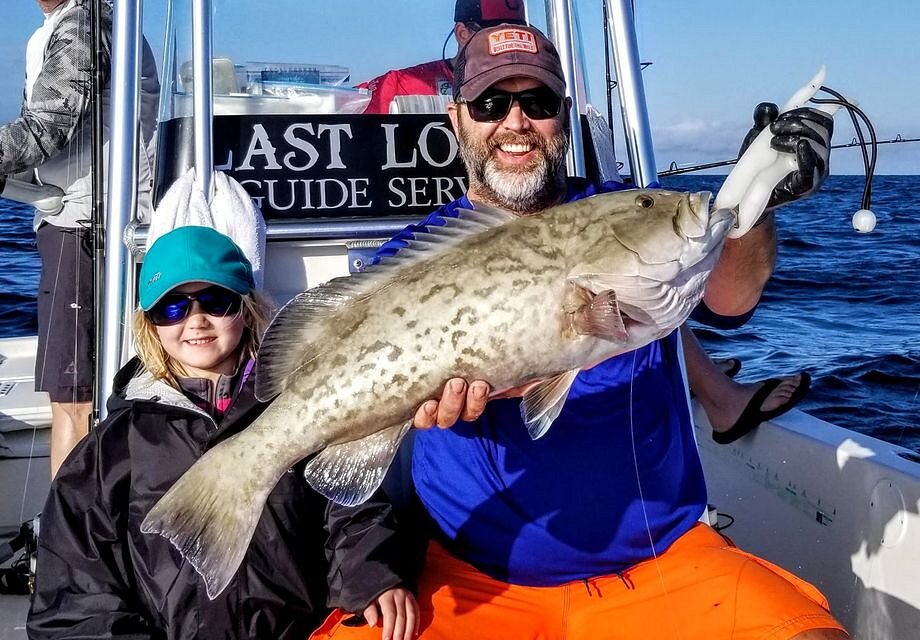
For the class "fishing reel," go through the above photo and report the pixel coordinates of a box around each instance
[0,176,64,216]
[0,517,38,595]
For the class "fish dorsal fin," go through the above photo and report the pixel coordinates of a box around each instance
[398,205,516,256]
[255,275,358,400]
[255,206,515,401]
[520,369,580,439]
[303,421,412,506]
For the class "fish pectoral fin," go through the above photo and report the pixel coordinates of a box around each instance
[573,289,629,340]
[303,421,412,506]
[520,369,580,440]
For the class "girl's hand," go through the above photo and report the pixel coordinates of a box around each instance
[361,587,419,640]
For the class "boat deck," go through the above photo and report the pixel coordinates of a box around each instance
[0,595,27,640]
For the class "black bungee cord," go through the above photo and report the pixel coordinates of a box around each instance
[811,86,878,212]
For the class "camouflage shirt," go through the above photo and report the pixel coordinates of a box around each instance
[0,1,108,176]
[0,0,159,228]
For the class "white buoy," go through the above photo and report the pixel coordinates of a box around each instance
[852,209,877,233]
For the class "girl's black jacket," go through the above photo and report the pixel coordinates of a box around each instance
[27,359,409,639]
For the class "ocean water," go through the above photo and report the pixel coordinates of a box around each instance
[0,175,917,451]
[0,200,39,338]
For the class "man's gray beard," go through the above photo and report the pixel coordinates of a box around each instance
[458,120,569,214]
[481,160,552,211]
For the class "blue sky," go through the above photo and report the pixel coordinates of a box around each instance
[2,0,918,174]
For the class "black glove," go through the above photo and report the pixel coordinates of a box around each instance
[738,102,834,210]
[737,102,779,157]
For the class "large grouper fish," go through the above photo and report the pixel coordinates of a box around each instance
[143,188,736,597]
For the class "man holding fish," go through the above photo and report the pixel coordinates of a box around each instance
[139,20,843,640]
[306,23,847,640]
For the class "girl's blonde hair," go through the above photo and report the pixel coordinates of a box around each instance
[132,289,274,386]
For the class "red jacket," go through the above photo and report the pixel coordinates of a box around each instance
[357,59,453,114]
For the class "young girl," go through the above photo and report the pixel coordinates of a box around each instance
[27,226,414,640]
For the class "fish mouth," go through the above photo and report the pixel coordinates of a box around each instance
[688,191,712,214]
[672,191,712,239]
[676,190,735,242]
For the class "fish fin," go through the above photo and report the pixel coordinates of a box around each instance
[256,281,352,400]
[140,432,284,599]
[463,202,517,222]
[397,206,516,256]
[573,289,629,340]
[303,422,412,506]
[571,274,698,335]
[256,208,515,400]
[257,266,412,400]
[520,369,580,440]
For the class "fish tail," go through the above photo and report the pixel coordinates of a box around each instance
[140,430,286,599]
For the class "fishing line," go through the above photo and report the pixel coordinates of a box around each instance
[18,429,39,526]
[58,5,87,418]
[628,349,684,640]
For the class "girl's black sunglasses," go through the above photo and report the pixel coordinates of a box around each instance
[460,87,563,123]
[147,285,243,326]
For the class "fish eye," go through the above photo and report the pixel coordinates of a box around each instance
[636,195,655,209]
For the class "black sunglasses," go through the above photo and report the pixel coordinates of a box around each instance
[461,87,563,123]
[147,285,243,327]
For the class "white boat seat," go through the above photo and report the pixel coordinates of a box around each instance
[388,94,451,114]
[0,338,52,441]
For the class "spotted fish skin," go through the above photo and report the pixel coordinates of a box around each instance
[141,188,735,599]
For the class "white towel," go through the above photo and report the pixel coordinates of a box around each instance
[148,168,267,287]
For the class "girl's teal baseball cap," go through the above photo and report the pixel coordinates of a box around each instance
[139,226,254,310]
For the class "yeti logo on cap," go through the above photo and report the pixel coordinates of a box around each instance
[488,28,538,56]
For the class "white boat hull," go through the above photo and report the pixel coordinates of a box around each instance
[0,336,50,533]
[697,405,920,638]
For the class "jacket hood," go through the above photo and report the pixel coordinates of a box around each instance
[106,357,207,418]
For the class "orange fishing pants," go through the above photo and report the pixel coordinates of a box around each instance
[311,523,845,640]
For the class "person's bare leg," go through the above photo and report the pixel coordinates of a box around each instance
[49,401,92,478]
[680,326,807,432]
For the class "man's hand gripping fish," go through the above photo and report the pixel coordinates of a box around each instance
[142,188,742,598]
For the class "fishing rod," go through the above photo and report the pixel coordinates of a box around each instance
[661,88,919,179]
[660,134,920,177]
[658,85,918,231]
[90,0,105,428]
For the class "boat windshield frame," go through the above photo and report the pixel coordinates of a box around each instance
[97,0,658,418]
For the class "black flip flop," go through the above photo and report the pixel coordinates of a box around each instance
[712,372,811,445]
